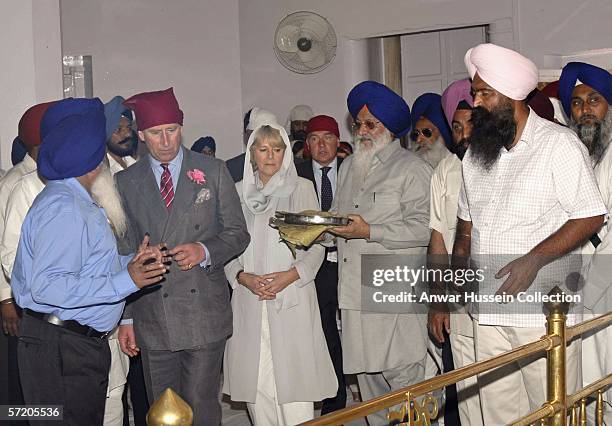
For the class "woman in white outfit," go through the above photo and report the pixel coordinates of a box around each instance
[223,123,337,425]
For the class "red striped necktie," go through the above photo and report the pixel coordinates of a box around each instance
[160,163,174,210]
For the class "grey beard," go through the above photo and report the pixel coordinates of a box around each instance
[570,109,612,166]
[91,162,128,238]
[409,137,449,168]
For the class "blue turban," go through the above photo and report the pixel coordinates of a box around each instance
[104,96,132,140]
[347,81,411,137]
[38,98,107,181]
[11,137,27,166]
[411,93,452,148]
[191,136,216,153]
[558,62,612,117]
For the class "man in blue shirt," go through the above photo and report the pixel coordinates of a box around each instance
[12,98,168,425]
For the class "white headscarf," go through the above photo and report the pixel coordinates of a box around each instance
[242,122,298,214]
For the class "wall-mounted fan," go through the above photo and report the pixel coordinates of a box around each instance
[274,11,337,74]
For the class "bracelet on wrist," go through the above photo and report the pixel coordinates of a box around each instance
[1,298,15,305]
[236,269,244,284]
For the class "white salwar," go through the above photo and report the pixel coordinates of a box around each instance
[247,302,313,426]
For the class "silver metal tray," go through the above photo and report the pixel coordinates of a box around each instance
[274,211,350,226]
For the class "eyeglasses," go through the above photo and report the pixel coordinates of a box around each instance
[351,119,381,134]
[410,128,433,141]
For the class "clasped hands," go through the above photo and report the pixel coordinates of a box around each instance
[238,268,299,300]
[128,235,208,288]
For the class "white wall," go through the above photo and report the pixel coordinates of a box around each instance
[49,0,612,160]
[60,0,244,160]
[0,0,63,170]
[516,0,612,67]
[238,0,367,143]
[283,0,515,40]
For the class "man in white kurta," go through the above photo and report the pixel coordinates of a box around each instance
[331,81,432,426]
[459,44,607,425]
[0,101,55,410]
[559,62,612,422]
[427,78,483,426]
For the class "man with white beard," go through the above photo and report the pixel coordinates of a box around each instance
[559,62,612,423]
[409,93,453,169]
[0,96,144,426]
[11,98,168,425]
[330,81,432,425]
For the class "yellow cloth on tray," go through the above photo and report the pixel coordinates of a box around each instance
[273,210,342,257]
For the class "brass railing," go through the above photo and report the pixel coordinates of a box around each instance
[302,288,612,426]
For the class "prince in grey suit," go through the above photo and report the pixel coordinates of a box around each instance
[116,88,249,425]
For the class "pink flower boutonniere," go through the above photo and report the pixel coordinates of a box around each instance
[187,169,206,185]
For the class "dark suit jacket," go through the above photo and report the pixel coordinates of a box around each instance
[295,158,342,306]
[295,158,343,204]
[225,152,245,183]
[117,147,250,351]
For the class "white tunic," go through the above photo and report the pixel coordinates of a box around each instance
[581,139,612,405]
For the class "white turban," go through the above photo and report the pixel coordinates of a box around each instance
[464,43,538,101]
[287,104,314,122]
[246,107,279,131]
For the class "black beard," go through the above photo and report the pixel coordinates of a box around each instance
[570,110,612,166]
[468,103,517,171]
[107,132,138,157]
[292,130,307,142]
[453,138,469,161]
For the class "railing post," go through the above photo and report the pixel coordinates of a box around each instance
[146,388,193,426]
[544,286,570,426]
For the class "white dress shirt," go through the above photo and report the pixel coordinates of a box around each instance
[458,109,607,327]
[311,157,337,204]
[107,152,137,176]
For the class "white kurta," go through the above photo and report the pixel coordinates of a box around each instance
[582,139,612,410]
[430,154,483,426]
[0,155,37,301]
[430,153,473,337]
[1,170,45,278]
[223,178,337,405]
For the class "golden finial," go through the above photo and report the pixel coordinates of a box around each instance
[146,388,193,426]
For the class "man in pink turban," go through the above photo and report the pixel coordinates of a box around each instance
[457,43,606,424]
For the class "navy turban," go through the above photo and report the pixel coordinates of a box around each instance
[38,98,107,181]
[558,62,612,117]
[191,136,216,153]
[411,93,452,148]
[11,137,27,166]
[347,81,411,137]
[104,96,132,140]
